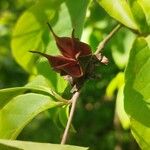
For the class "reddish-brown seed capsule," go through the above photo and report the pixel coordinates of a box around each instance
[30,23,92,78]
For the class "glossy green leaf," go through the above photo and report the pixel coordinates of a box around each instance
[97,0,150,34]
[97,0,138,30]
[124,36,150,149]
[0,139,88,150]
[0,87,26,109]
[0,93,64,139]
[131,119,150,150]
[0,75,64,109]
[128,0,149,34]
[11,0,57,73]
[26,75,50,89]
[138,0,150,27]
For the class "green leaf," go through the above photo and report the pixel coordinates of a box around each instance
[65,0,90,37]
[97,0,138,30]
[26,75,50,89]
[128,0,150,34]
[0,75,64,109]
[0,87,26,110]
[26,75,69,103]
[124,36,150,149]
[106,72,124,98]
[35,59,69,94]
[0,139,88,150]
[97,0,150,34]
[131,119,150,150]
[11,0,57,73]
[138,0,150,28]
[0,93,63,139]
[116,85,130,129]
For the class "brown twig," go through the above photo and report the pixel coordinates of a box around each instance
[61,90,80,144]
[95,24,122,55]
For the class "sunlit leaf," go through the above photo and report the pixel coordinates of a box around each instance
[116,85,130,129]
[131,119,150,150]
[11,0,89,73]
[138,0,150,27]
[0,75,63,109]
[0,139,88,150]
[124,36,150,149]
[11,0,58,73]
[11,0,90,94]
[97,0,138,30]
[0,93,64,139]
[128,0,149,34]
[106,72,124,98]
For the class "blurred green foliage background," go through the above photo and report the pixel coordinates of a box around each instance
[0,0,140,149]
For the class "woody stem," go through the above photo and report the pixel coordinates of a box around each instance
[61,90,80,144]
[95,24,122,55]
